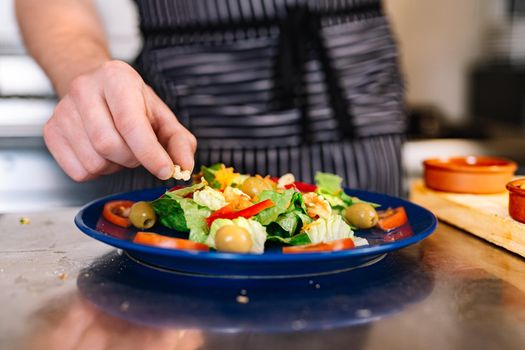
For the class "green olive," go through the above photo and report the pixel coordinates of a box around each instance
[344,203,378,229]
[240,176,273,198]
[129,201,157,229]
[215,225,253,253]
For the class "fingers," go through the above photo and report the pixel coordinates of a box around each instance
[69,75,139,168]
[44,109,95,182]
[145,86,197,172]
[101,62,178,180]
[60,96,123,176]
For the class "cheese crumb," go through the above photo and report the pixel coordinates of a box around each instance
[172,165,191,181]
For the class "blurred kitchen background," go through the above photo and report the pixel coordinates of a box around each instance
[1,0,525,212]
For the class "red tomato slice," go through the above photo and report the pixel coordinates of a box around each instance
[377,206,408,231]
[327,238,356,250]
[282,238,355,253]
[133,232,209,252]
[102,200,134,228]
[206,199,274,226]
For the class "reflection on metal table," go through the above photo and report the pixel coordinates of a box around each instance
[2,208,525,350]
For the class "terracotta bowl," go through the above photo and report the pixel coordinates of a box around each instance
[423,156,517,194]
[506,179,525,224]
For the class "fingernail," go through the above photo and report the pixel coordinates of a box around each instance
[158,165,173,180]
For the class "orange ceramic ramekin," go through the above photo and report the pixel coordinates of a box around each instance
[423,156,517,194]
[506,179,525,224]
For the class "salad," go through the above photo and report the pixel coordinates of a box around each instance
[102,164,408,254]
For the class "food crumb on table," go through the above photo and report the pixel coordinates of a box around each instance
[236,295,250,304]
[356,309,372,318]
[57,272,68,280]
[19,217,30,225]
[120,301,130,311]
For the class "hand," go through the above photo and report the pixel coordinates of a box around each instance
[44,60,197,182]
[26,293,204,350]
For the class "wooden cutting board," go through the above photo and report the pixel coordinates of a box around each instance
[410,179,525,258]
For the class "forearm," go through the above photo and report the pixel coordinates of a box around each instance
[15,0,111,97]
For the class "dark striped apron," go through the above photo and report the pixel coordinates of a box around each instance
[111,0,406,197]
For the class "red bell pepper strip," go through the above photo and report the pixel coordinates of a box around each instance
[206,199,275,226]
[285,181,317,193]
[205,203,236,226]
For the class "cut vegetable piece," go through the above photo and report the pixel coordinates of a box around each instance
[207,199,274,227]
[315,172,343,195]
[133,232,209,251]
[165,180,206,198]
[282,238,355,253]
[102,200,134,228]
[377,206,408,231]
[285,181,317,193]
[205,203,235,226]
[302,214,353,244]
[254,189,295,225]
[151,198,188,232]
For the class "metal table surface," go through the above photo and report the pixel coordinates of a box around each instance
[2,208,525,350]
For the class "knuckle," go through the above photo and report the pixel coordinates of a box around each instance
[92,131,120,157]
[70,170,91,183]
[188,133,197,151]
[69,75,90,99]
[64,164,92,182]
[101,60,138,80]
[115,120,137,139]
[42,122,54,142]
[52,100,69,118]
[83,156,108,175]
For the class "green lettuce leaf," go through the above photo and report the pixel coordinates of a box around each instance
[267,232,312,245]
[288,191,308,213]
[350,196,381,208]
[165,181,207,198]
[303,214,354,244]
[255,189,296,225]
[151,196,211,243]
[180,200,212,243]
[201,163,224,189]
[273,211,312,235]
[315,172,343,195]
[151,198,188,232]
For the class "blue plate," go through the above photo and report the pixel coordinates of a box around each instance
[75,187,437,278]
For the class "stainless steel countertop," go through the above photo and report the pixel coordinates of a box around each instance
[2,209,525,350]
